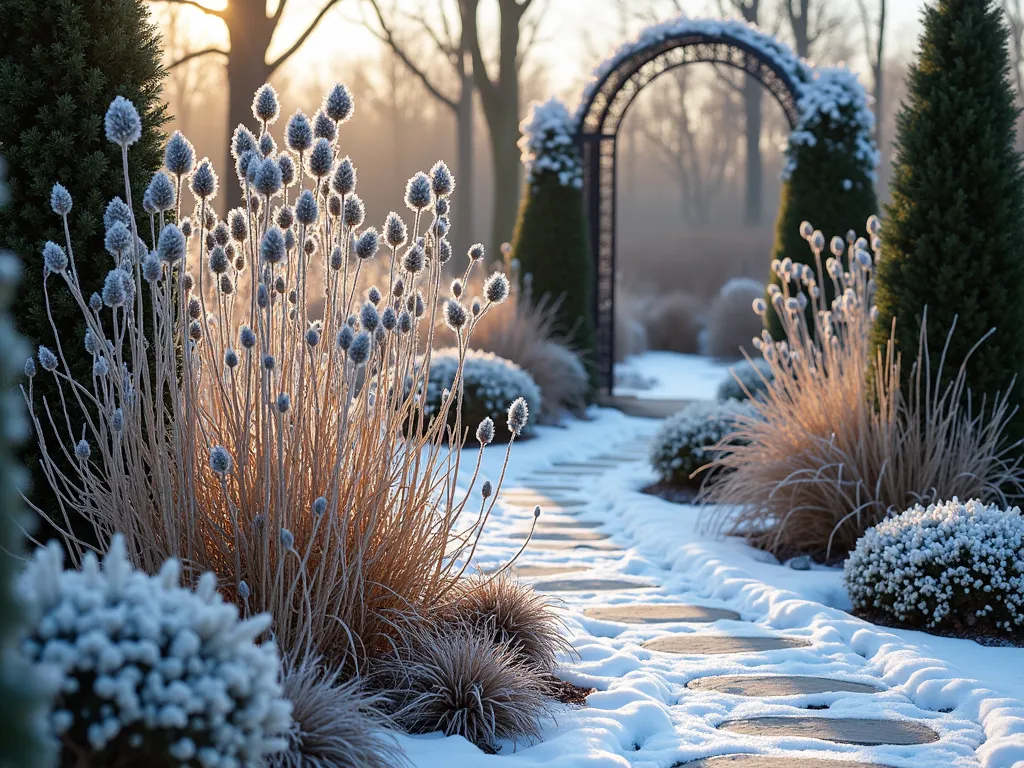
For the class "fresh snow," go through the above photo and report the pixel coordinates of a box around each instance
[399,407,1024,768]
[615,351,737,401]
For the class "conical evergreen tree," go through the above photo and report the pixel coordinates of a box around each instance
[511,101,595,362]
[766,70,879,339]
[871,0,1024,426]
[0,0,167,531]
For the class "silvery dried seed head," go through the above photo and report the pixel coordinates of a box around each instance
[285,228,296,252]
[533,505,541,519]
[328,193,342,218]
[312,496,328,517]
[481,480,492,498]
[810,230,825,252]
[397,310,412,334]
[303,235,318,257]
[38,346,58,372]
[24,357,36,378]
[252,83,280,124]
[360,302,379,332]
[105,197,131,231]
[433,215,449,237]
[240,325,256,348]
[187,295,202,320]
[237,148,258,182]
[219,274,233,293]
[405,172,432,210]
[276,392,291,413]
[381,306,397,331]
[429,160,454,198]
[374,325,386,345]
[232,123,258,162]
[277,152,296,187]
[330,246,343,270]
[471,298,481,316]
[84,328,98,355]
[846,229,857,244]
[286,110,313,152]
[254,156,283,198]
[142,187,157,215]
[179,217,193,239]
[210,445,233,474]
[307,137,334,179]
[280,527,294,550]
[324,83,354,122]
[295,190,318,226]
[93,357,110,377]
[392,278,405,298]
[260,226,286,264]
[205,231,217,252]
[336,324,354,350]
[343,195,365,228]
[102,269,127,307]
[191,158,219,200]
[43,241,68,273]
[348,331,371,365]
[347,314,358,327]
[476,417,494,446]
[402,244,425,274]
[331,156,356,195]
[313,109,337,142]
[451,279,463,298]
[234,253,245,271]
[468,243,485,261]
[830,236,845,256]
[209,245,229,275]
[752,297,767,316]
[182,272,194,291]
[262,132,278,157]
[263,354,276,370]
[50,183,73,216]
[435,197,449,217]
[212,221,230,248]
[111,407,124,433]
[507,397,529,436]
[867,215,881,235]
[367,285,382,305]
[484,272,509,304]
[799,220,814,239]
[142,254,162,283]
[415,292,425,318]
[146,171,176,212]
[354,228,378,260]
[105,96,141,147]
[288,289,297,305]
[437,238,452,264]
[275,276,286,293]
[74,439,91,461]
[305,326,320,347]
[165,130,196,176]
[238,580,251,600]
[444,300,467,331]
[225,347,239,368]
[384,211,407,248]
[89,293,102,312]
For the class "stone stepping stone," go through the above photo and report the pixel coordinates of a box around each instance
[532,467,605,476]
[585,604,740,624]
[529,530,610,542]
[552,461,621,469]
[537,518,604,529]
[502,497,588,509]
[678,756,893,767]
[529,539,621,552]
[688,675,880,697]
[506,484,583,493]
[644,635,810,655]
[511,564,588,578]
[718,716,939,746]
[533,578,657,593]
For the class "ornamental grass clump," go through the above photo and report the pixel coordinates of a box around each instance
[845,498,1024,633]
[649,401,754,487]
[21,87,538,685]
[19,534,292,766]
[702,218,1024,559]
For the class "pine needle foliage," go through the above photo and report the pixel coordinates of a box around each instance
[871,0,1024,436]
[0,0,167,528]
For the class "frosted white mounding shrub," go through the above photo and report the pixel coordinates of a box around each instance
[649,400,754,486]
[717,357,774,401]
[845,498,1024,631]
[424,349,542,439]
[702,277,764,359]
[20,535,292,766]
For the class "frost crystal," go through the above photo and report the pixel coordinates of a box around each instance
[104,96,142,147]
[165,130,195,176]
[50,183,73,216]
[42,241,68,273]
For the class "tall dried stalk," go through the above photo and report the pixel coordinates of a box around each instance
[702,220,1024,559]
[22,86,532,670]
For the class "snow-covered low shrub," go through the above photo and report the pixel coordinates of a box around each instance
[845,498,1024,632]
[702,278,764,359]
[20,535,292,766]
[717,357,774,401]
[424,349,542,439]
[649,401,754,486]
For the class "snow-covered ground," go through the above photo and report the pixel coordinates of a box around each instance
[615,351,736,400]
[400,408,1024,768]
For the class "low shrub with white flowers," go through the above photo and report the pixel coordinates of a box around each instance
[423,349,542,440]
[844,498,1024,632]
[717,357,774,402]
[20,535,292,766]
[649,401,754,486]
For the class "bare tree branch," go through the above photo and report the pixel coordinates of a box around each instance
[167,46,229,70]
[156,0,226,19]
[267,0,345,74]
[272,0,289,24]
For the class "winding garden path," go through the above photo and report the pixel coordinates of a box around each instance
[471,422,1013,767]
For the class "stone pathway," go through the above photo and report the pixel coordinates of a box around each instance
[478,431,985,767]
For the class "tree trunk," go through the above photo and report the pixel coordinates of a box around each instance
[454,52,475,255]
[743,76,763,225]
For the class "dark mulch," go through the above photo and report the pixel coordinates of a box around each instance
[642,480,703,505]
[854,609,1024,648]
[550,677,596,706]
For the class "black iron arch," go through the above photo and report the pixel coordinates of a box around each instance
[576,31,806,391]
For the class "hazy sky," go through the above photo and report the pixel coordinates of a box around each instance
[179,0,931,100]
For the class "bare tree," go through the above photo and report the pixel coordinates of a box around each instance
[784,0,842,59]
[155,0,347,209]
[363,0,476,251]
[1005,0,1024,104]
[856,0,886,147]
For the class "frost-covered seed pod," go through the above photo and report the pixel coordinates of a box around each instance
[331,157,356,196]
[190,158,219,200]
[476,417,494,446]
[348,331,371,365]
[43,241,68,273]
[484,272,510,304]
[344,195,365,229]
[50,183,73,216]
[165,130,196,176]
[307,138,334,179]
[104,96,141,147]
[830,236,845,256]
[252,83,280,123]
[507,397,529,436]
[402,245,425,274]
[799,220,814,239]
[24,357,36,378]
[468,243,485,261]
[276,393,291,413]
[336,324,354,350]
[405,172,432,210]
[444,300,467,331]
[354,228,378,260]
[210,445,232,474]
[451,279,463,298]
[286,110,313,153]
[397,310,412,334]
[384,212,407,248]
[324,83,354,122]
[74,439,91,461]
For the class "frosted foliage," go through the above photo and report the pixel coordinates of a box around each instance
[845,499,1024,631]
[717,357,774,401]
[19,536,292,765]
[649,400,754,485]
[518,99,583,189]
[424,349,542,436]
